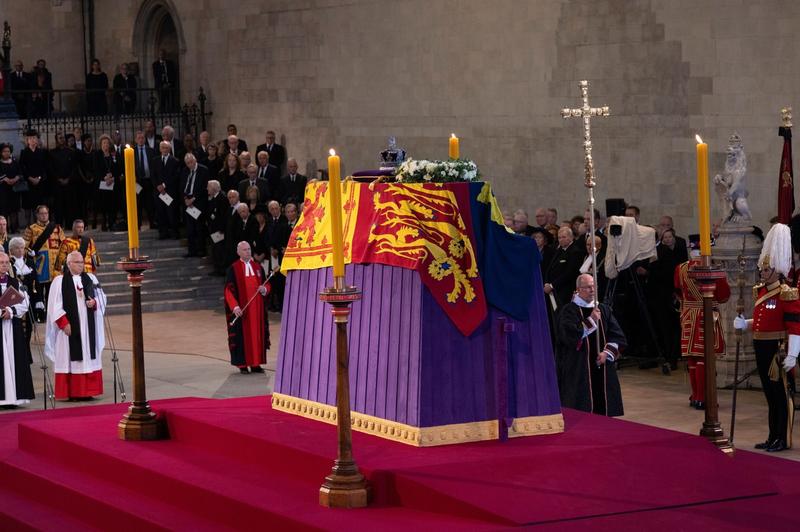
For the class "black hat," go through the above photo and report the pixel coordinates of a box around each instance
[24,129,39,137]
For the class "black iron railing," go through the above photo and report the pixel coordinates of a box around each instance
[9,87,210,149]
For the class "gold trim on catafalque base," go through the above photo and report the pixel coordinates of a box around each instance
[271,393,564,447]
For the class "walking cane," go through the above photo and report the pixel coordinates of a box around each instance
[729,237,747,445]
[229,269,277,327]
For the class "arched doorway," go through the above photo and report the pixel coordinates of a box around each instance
[132,0,186,110]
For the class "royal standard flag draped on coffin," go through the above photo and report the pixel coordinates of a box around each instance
[283,181,536,336]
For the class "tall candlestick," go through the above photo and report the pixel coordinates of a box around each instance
[327,149,345,280]
[695,135,711,256]
[123,145,139,255]
[449,133,459,160]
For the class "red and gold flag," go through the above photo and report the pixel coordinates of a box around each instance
[351,183,486,336]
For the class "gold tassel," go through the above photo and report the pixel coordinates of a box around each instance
[769,354,781,382]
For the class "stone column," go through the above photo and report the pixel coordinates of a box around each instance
[712,222,762,388]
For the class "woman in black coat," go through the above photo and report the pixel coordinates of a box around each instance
[647,228,684,370]
[93,134,123,231]
[85,59,109,116]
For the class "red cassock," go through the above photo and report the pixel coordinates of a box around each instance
[675,261,731,358]
[224,259,270,368]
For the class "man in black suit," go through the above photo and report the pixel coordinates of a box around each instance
[144,120,161,150]
[255,130,287,174]
[266,200,290,311]
[226,125,248,153]
[544,226,584,311]
[226,203,258,265]
[133,130,157,230]
[205,180,229,275]
[196,131,211,163]
[9,60,30,118]
[112,62,137,115]
[237,164,269,203]
[180,154,209,257]
[152,49,178,112]
[161,125,185,163]
[151,141,181,239]
[255,151,282,202]
[281,158,307,206]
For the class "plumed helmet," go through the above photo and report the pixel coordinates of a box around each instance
[759,223,792,275]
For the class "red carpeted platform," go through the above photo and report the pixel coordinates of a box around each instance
[0,396,798,530]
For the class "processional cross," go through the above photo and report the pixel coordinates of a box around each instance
[561,80,610,307]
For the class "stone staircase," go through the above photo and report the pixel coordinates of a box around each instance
[91,229,225,315]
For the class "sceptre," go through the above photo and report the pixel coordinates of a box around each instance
[228,269,277,326]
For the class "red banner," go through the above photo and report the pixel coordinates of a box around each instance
[778,126,794,224]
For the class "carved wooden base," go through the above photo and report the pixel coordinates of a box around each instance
[700,421,735,455]
[319,459,371,508]
[118,404,166,440]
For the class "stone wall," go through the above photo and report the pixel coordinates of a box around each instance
[4,0,800,234]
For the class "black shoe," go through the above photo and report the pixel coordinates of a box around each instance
[767,439,788,452]
[239,368,249,374]
[694,401,705,410]
[689,398,697,408]
[250,366,264,373]
[754,439,774,450]
[670,361,679,371]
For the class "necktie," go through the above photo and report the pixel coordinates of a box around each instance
[185,170,196,195]
[291,174,295,182]
[0,274,8,283]
[260,167,265,178]
[163,156,167,166]
[140,146,150,177]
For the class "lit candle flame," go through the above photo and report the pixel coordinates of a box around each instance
[451,133,456,138]
[329,149,336,156]
[695,134,704,144]
[125,144,131,149]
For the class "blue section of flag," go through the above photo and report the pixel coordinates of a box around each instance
[35,251,50,283]
[468,182,539,320]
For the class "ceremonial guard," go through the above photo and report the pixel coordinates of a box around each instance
[22,205,65,320]
[54,220,100,274]
[675,253,731,410]
[734,224,797,452]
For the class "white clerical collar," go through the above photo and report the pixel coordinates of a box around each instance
[572,294,595,308]
[241,259,255,277]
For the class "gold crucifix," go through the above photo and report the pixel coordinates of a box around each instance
[561,80,610,188]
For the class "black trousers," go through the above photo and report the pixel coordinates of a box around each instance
[97,188,116,229]
[211,239,226,274]
[184,211,206,256]
[138,179,156,229]
[155,188,178,237]
[754,339,794,444]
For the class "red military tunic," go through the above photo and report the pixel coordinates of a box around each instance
[675,261,731,357]
[752,281,800,339]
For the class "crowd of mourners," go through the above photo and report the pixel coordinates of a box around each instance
[506,205,691,372]
[0,122,305,312]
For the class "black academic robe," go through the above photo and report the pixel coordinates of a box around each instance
[0,277,35,402]
[556,301,625,417]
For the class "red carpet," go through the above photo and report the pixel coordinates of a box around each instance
[0,396,798,530]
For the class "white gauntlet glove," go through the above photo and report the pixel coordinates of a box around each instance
[733,315,751,331]
[784,335,800,372]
